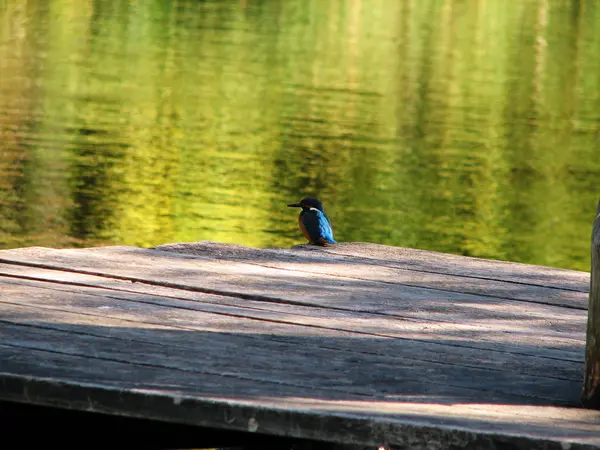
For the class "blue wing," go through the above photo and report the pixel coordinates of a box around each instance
[302,208,336,245]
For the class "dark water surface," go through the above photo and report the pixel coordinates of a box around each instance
[1,0,599,271]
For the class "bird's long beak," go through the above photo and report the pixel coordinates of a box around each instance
[287,203,301,207]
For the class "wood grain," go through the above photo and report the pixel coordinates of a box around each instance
[0,276,585,381]
[0,242,597,449]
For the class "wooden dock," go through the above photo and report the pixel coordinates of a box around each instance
[0,241,599,449]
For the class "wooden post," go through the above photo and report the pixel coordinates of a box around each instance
[583,200,600,408]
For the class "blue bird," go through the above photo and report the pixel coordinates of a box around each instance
[287,197,336,246]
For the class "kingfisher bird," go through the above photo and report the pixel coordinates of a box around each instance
[287,197,336,246]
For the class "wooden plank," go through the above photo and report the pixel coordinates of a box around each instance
[287,242,589,291]
[0,247,588,333]
[0,242,596,448]
[153,240,589,291]
[0,273,586,368]
[0,280,585,411]
[1,327,600,448]
[0,243,588,310]
[155,241,589,309]
[0,253,586,386]
[1,355,600,449]
[4,314,578,405]
[584,200,600,408]
[0,283,582,404]
[0,340,349,400]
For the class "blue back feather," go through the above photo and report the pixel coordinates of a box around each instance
[302,208,336,244]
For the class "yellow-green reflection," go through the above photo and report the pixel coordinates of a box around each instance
[0,0,599,271]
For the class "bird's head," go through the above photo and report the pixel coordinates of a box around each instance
[287,197,325,212]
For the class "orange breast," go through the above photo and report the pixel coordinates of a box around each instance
[298,216,311,241]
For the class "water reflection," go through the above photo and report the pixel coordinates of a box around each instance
[0,0,598,271]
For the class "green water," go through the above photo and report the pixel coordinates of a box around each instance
[0,0,599,271]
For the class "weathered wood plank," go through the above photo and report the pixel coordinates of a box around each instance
[2,339,600,449]
[3,316,580,405]
[0,243,588,310]
[155,241,589,309]
[288,242,589,291]
[584,200,600,408]
[1,365,600,449]
[0,283,583,406]
[0,341,358,401]
[0,274,585,369]
[0,241,596,449]
[0,248,588,337]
